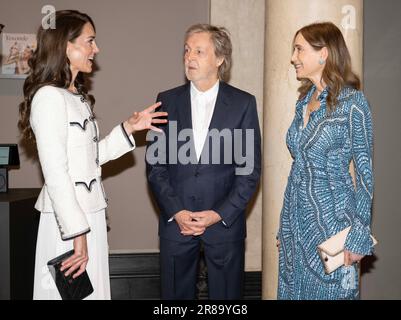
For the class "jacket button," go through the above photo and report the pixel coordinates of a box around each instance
[96,159,99,165]
[194,172,199,177]
[93,137,98,142]
[80,96,87,103]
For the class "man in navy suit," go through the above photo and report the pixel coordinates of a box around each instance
[146,24,261,299]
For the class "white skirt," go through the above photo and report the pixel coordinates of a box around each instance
[33,210,110,300]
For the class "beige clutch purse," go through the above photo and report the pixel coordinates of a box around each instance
[317,227,378,274]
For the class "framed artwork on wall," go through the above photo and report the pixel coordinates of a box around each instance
[0,32,36,79]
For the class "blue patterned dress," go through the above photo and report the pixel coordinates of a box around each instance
[277,85,374,300]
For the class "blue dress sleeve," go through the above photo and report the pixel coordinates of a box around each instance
[344,91,375,255]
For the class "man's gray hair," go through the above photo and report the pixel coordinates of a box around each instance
[185,24,232,82]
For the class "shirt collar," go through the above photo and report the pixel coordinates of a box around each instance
[308,84,329,102]
[316,85,329,102]
[190,80,220,102]
[296,84,329,116]
[297,84,329,104]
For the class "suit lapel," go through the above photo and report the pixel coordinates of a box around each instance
[208,81,230,131]
[175,83,198,167]
[176,83,192,130]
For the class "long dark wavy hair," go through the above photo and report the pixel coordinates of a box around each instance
[18,10,96,141]
[294,22,361,112]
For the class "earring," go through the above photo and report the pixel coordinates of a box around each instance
[319,58,325,65]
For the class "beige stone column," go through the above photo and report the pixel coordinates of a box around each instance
[263,0,363,299]
[210,0,265,271]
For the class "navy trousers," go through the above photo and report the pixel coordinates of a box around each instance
[160,237,245,300]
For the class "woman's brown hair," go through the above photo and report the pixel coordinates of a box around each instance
[18,10,96,141]
[295,22,361,112]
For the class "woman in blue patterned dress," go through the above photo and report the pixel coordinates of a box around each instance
[277,22,375,300]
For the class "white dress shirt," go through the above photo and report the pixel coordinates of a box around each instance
[190,80,219,161]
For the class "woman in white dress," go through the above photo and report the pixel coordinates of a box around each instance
[18,10,167,300]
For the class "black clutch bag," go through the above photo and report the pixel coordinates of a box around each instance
[47,250,94,300]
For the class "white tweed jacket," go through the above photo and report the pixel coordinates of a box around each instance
[30,85,135,240]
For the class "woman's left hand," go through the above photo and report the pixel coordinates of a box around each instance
[123,101,167,134]
[344,250,365,266]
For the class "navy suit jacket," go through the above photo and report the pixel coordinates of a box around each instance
[146,81,261,244]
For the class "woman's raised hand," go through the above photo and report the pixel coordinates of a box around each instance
[123,102,167,134]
